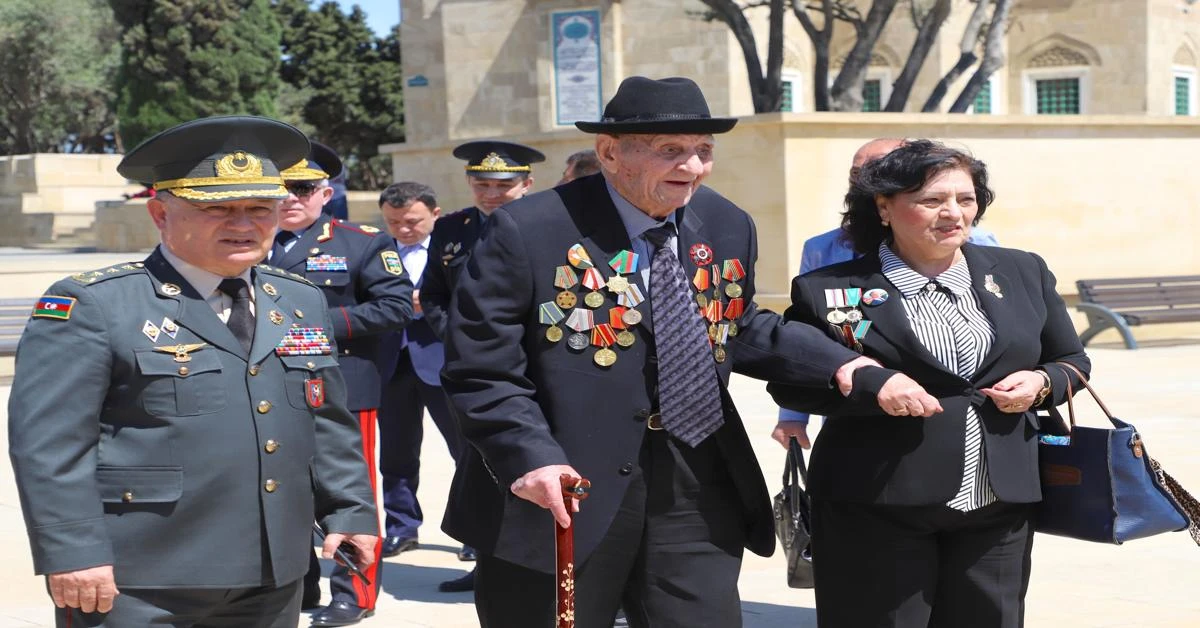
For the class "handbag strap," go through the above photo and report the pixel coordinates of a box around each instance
[1054,361,1116,431]
[783,437,809,488]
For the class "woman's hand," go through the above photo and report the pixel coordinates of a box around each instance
[981,370,1044,413]
[877,373,943,417]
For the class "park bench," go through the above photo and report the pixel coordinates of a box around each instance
[0,298,37,356]
[1075,276,1200,349]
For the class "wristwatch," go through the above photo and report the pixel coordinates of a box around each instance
[1033,369,1052,406]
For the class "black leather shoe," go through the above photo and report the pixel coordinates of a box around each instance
[437,568,475,592]
[457,544,477,561]
[310,601,374,627]
[380,535,418,557]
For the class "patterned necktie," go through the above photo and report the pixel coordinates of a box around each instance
[217,278,255,354]
[645,225,725,447]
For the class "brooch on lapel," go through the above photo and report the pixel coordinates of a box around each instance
[984,274,1004,299]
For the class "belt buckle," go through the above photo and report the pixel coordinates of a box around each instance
[646,412,664,431]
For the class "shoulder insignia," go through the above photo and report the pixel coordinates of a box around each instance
[68,262,143,285]
[32,295,76,320]
[380,250,404,276]
[257,264,317,287]
[333,219,383,236]
[316,221,334,242]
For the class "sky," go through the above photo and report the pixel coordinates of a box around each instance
[313,0,401,37]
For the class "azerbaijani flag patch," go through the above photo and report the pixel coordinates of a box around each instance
[32,296,76,320]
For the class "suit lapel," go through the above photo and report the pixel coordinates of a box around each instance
[144,249,246,357]
[248,269,295,365]
[962,244,1014,376]
[848,263,954,377]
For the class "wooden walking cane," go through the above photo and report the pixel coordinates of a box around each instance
[556,474,592,628]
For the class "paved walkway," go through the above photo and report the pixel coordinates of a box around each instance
[1,251,1199,626]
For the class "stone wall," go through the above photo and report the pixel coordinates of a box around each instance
[0,154,140,246]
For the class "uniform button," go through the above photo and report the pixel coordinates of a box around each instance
[306,361,316,369]
[122,491,134,503]
[249,365,260,376]
[294,309,304,319]
[342,349,350,356]
[618,463,634,475]
[257,400,272,414]
[264,479,278,493]
[324,279,332,286]
[264,439,279,454]
[177,366,189,376]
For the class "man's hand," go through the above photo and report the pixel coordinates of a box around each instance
[772,421,810,449]
[878,373,943,417]
[511,464,581,528]
[834,356,882,396]
[48,565,118,613]
[322,533,379,570]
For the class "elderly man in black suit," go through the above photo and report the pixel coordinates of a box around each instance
[437,77,920,628]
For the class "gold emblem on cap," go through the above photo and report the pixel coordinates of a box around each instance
[465,152,532,173]
[481,153,506,169]
[216,151,264,178]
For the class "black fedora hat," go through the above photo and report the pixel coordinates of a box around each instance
[575,76,737,135]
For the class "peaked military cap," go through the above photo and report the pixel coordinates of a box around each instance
[280,140,343,182]
[453,140,546,180]
[575,76,737,135]
[117,115,310,202]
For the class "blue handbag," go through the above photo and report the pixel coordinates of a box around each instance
[1036,363,1200,545]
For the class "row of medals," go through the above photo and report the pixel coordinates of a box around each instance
[539,243,747,368]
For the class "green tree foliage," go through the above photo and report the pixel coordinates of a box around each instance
[109,0,282,149]
[0,0,120,154]
[275,0,405,189]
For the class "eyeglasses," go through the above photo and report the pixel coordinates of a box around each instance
[286,182,323,198]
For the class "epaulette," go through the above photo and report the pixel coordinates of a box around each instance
[68,262,145,285]
[332,219,382,235]
[257,264,315,286]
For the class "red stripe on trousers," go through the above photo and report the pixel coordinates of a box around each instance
[351,408,383,610]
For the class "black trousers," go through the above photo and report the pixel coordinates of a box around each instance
[811,499,1035,628]
[475,430,746,628]
[56,579,302,627]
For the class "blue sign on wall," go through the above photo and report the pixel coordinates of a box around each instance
[551,9,602,126]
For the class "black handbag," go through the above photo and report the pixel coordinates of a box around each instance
[1036,362,1200,545]
[773,437,815,588]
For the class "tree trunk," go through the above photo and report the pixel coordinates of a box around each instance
[829,0,899,112]
[699,0,780,113]
[920,0,991,112]
[884,0,950,112]
[792,0,835,111]
[763,0,786,112]
[949,0,1013,113]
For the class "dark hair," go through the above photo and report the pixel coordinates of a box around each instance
[565,149,601,178]
[379,181,437,209]
[840,139,994,254]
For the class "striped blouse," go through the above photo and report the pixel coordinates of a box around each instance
[879,243,997,511]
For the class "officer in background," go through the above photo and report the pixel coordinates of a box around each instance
[375,182,464,563]
[421,139,544,593]
[270,142,414,627]
[8,116,378,627]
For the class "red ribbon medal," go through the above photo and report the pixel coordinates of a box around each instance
[689,243,713,266]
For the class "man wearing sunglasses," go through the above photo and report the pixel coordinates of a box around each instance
[269,142,414,627]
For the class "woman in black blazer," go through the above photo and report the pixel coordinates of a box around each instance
[769,140,1089,628]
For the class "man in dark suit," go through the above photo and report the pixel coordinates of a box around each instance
[8,116,379,627]
[271,143,414,627]
[438,77,886,628]
[419,139,544,593]
[374,182,464,561]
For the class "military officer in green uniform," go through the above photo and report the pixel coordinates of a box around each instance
[7,115,379,627]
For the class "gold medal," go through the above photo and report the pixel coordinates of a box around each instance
[269,310,284,325]
[708,324,718,341]
[545,326,564,342]
[724,283,743,298]
[593,347,617,367]
[727,322,739,337]
[584,291,604,308]
[621,308,643,326]
[556,290,578,309]
[606,275,630,294]
[826,309,847,324]
[616,330,636,347]
[713,345,727,363]
[695,293,708,309]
